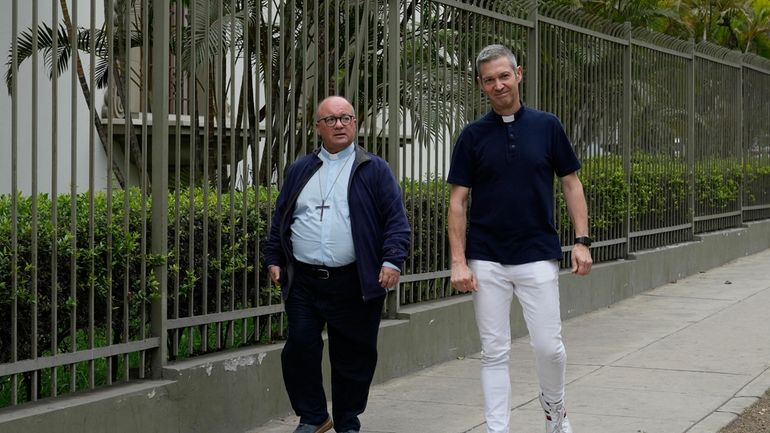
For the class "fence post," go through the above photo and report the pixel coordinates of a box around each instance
[738,56,745,225]
[526,3,539,108]
[386,0,401,317]
[623,22,632,257]
[151,0,170,377]
[687,39,696,239]
[386,0,400,177]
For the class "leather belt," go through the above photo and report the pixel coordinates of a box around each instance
[294,261,357,280]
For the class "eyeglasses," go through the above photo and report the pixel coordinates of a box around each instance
[317,115,355,127]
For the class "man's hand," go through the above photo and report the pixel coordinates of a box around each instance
[451,262,477,292]
[267,265,281,285]
[379,266,401,289]
[571,244,593,276]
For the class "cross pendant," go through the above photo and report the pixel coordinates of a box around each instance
[316,200,330,221]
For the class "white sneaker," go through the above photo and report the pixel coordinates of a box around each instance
[539,393,573,433]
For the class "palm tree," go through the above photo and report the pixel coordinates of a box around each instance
[666,0,752,44]
[736,4,770,53]
[4,0,134,187]
[7,0,564,191]
[4,0,159,189]
[181,0,479,186]
[558,0,674,28]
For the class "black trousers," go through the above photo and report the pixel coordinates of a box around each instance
[281,264,384,432]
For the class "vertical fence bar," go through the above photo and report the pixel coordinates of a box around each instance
[527,4,539,109]
[201,0,210,354]
[240,0,250,346]
[140,0,150,379]
[187,0,197,357]
[171,0,182,360]
[687,40,695,238]
[10,0,19,406]
[253,0,263,343]
[623,23,632,257]
[121,0,131,382]
[68,0,79,393]
[30,0,40,402]
[215,0,223,351]
[420,1,428,295]
[228,0,236,349]
[735,63,742,221]
[88,0,97,390]
[151,0,170,377]
[105,0,114,386]
[265,0,275,342]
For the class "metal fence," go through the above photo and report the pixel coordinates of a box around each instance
[743,54,770,222]
[2,0,770,409]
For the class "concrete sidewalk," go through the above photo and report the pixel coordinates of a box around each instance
[255,248,770,433]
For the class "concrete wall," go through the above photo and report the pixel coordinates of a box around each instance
[2,220,769,433]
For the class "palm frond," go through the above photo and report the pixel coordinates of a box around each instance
[4,19,141,94]
[4,22,79,94]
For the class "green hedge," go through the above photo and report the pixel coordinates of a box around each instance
[0,181,453,363]
[401,177,450,274]
[557,155,769,234]
[2,155,770,364]
[0,188,276,364]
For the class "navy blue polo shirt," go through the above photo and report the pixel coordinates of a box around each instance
[447,106,581,265]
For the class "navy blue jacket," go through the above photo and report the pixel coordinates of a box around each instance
[264,145,411,301]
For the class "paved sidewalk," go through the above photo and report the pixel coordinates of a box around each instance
[255,248,770,433]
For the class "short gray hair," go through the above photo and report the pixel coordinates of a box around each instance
[475,44,518,76]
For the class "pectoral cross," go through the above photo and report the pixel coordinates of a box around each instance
[316,200,330,221]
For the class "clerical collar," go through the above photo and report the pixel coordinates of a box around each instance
[495,105,525,123]
[320,143,355,161]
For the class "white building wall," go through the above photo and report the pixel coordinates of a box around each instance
[0,2,109,195]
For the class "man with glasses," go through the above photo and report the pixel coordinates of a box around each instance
[265,96,410,433]
[447,44,593,433]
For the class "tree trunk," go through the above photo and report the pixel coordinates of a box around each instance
[111,0,150,190]
[60,0,126,188]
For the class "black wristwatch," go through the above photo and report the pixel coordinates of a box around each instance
[574,236,592,247]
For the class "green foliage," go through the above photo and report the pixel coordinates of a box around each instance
[401,177,451,274]
[165,186,277,322]
[556,153,769,235]
[694,157,743,213]
[744,156,770,205]
[0,187,279,366]
[629,153,689,229]
[541,0,770,58]
[582,156,629,230]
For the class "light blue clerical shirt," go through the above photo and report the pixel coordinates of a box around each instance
[291,144,357,266]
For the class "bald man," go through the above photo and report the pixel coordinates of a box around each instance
[265,96,411,433]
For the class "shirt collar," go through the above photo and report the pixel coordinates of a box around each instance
[320,143,356,161]
[490,104,526,123]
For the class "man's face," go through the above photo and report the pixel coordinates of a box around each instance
[315,97,357,153]
[477,56,522,114]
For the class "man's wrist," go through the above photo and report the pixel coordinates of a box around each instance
[574,236,592,247]
[382,261,401,272]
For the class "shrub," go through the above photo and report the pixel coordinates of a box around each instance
[0,187,279,365]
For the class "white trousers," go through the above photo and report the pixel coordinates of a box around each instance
[469,259,566,433]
